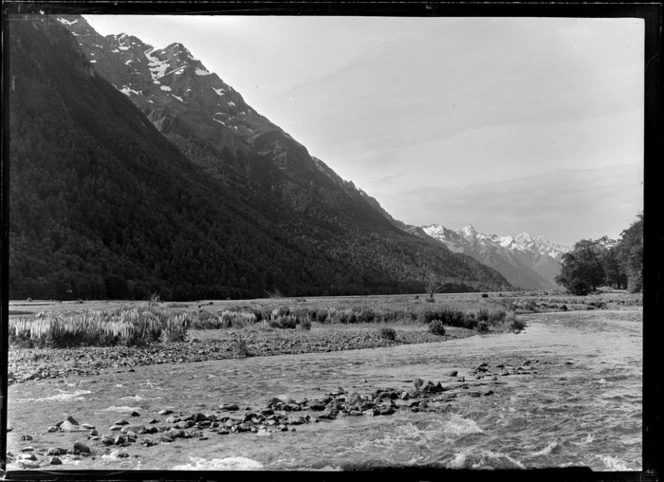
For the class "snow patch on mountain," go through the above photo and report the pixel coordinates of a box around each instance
[212,87,225,96]
[57,18,78,26]
[195,67,212,76]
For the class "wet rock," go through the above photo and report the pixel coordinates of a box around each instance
[260,408,274,416]
[114,435,127,445]
[148,418,160,424]
[443,370,458,377]
[82,423,96,430]
[21,435,33,441]
[219,403,239,411]
[62,420,85,432]
[101,436,114,446]
[47,447,67,456]
[318,410,337,420]
[114,419,129,426]
[307,401,326,411]
[484,390,494,396]
[109,425,123,431]
[64,415,79,425]
[158,409,173,416]
[130,411,140,417]
[277,394,295,404]
[20,446,34,452]
[192,413,208,422]
[49,457,62,465]
[165,416,180,423]
[122,424,147,434]
[73,441,90,455]
[175,420,194,429]
[47,426,59,433]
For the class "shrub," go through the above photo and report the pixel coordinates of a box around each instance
[510,317,527,331]
[220,310,256,328]
[230,337,250,358]
[189,310,223,329]
[428,320,446,336]
[270,314,298,329]
[297,318,312,331]
[379,327,397,340]
[161,313,189,343]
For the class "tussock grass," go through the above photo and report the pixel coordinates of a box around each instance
[9,306,170,348]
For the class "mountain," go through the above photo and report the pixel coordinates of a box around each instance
[422,225,570,290]
[8,14,513,300]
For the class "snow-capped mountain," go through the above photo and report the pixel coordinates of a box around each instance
[422,224,570,290]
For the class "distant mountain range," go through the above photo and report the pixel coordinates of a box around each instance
[8,14,512,300]
[422,225,570,290]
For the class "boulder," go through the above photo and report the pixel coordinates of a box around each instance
[73,441,90,455]
[64,415,79,425]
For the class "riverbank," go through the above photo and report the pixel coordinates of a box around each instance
[8,324,476,385]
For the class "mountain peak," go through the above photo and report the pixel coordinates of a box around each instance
[460,224,477,236]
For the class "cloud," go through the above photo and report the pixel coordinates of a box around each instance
[379,164,643,245]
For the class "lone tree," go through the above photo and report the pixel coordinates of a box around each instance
[555,239,606,295]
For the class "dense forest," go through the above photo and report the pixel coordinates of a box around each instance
[555,214,643,295]
[8,16,511,301]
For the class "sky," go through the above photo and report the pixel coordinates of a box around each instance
[84,15,644,246]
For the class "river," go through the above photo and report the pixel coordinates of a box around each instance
[7,309,642,471]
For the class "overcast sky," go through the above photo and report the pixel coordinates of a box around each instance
[84,15,644,246]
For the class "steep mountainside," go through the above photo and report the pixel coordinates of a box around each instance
[8,15,512,300]
[422,225,570,290]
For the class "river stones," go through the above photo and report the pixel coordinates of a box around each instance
[219,403,240,411]
[46,447,67,456]
[72,441,90,455]
[277,394,295,404]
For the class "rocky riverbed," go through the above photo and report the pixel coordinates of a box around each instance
[6,359,538,470]
[8,326,475,385]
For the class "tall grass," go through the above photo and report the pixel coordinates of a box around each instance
[10,306,177,348]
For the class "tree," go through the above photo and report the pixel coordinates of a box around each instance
[615,213,643,293]
[556,239,606,295]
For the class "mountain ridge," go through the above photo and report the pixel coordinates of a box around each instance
[422,224,570,290]
[8,14,513,300]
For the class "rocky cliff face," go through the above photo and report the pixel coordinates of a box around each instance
[422,225,570,290]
